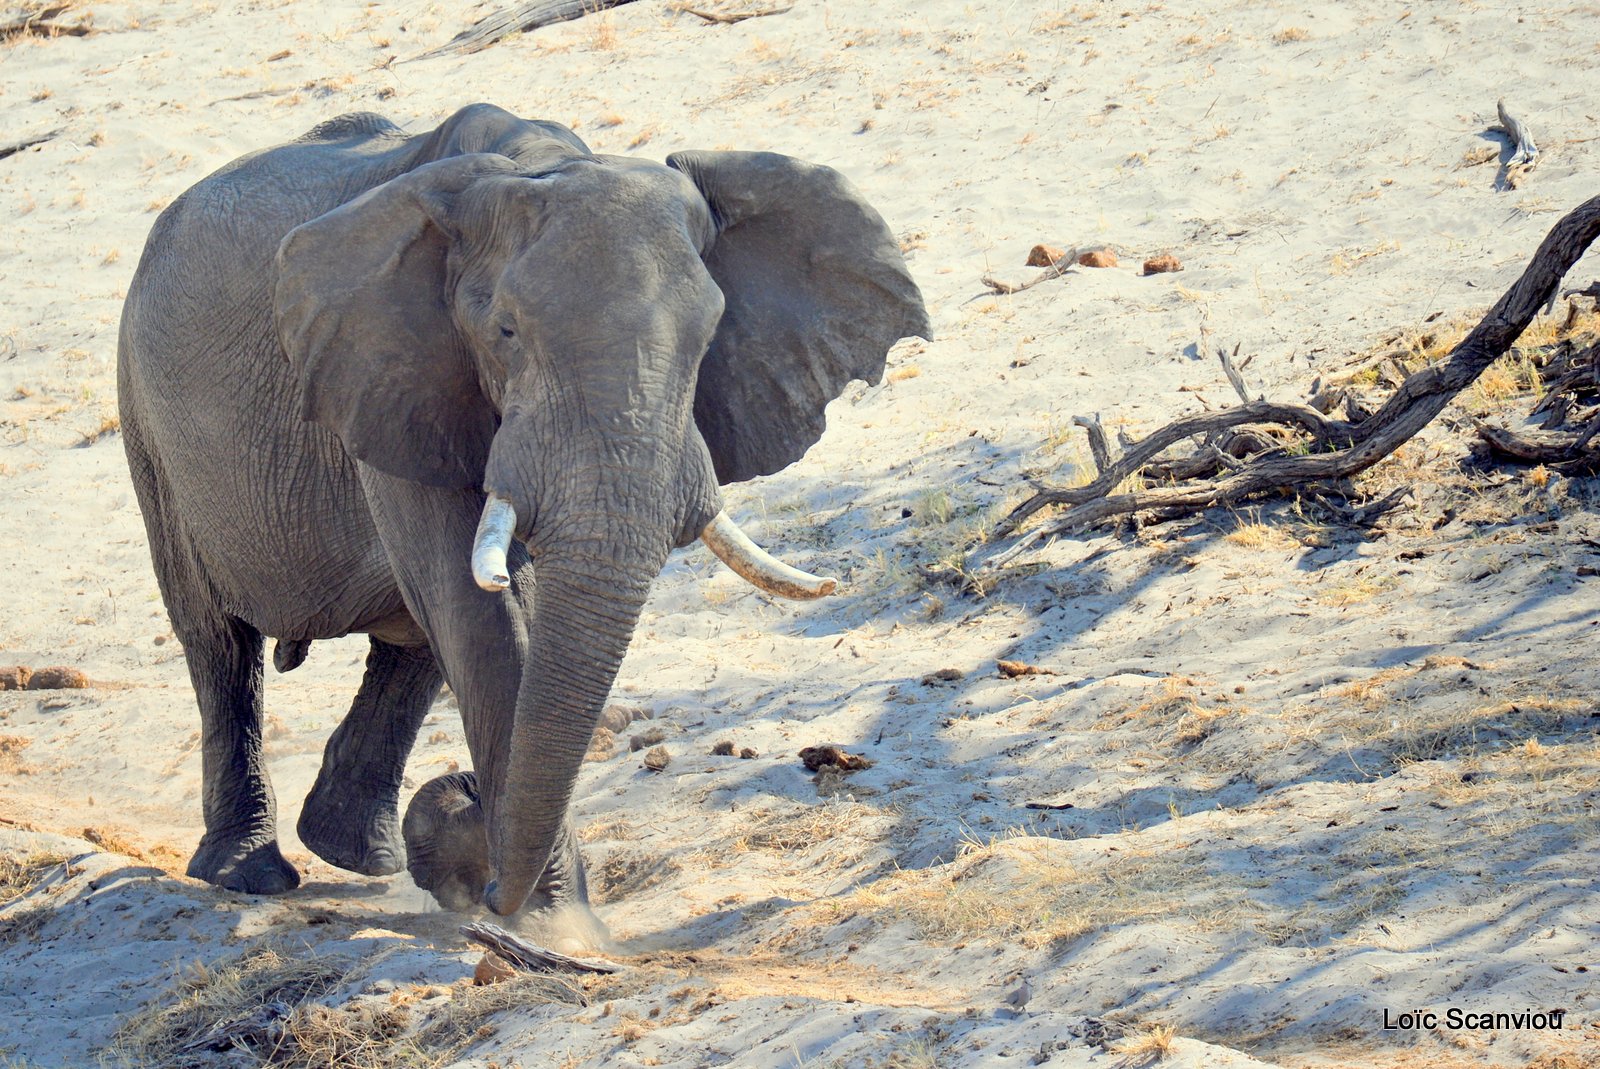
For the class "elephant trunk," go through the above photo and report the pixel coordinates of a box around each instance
[483,547,655,916]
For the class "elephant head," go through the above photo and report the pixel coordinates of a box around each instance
[273,140,929,917]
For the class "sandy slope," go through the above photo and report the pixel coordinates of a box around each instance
[2,1,1598,1066]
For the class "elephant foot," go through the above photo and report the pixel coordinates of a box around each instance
[188,834,301,895]
[297,776,406,877]
[403,771,490,912]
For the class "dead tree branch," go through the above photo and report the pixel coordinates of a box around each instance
[679,4,793,23]
[982,194,1600,563]
[1491,99,1538,190]
[0,3,91,41]
[408,0,639,60]
[460,922,623,974]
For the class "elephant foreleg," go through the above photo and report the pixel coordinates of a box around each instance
[298,637,442,876]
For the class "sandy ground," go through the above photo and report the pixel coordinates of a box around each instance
[2,1,1599,1066]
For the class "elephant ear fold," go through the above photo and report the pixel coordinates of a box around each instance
[273,153,518,488]
[666,150,931,484]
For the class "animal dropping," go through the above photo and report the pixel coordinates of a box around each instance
[799,744,874,772]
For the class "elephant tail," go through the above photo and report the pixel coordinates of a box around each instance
[273,638,312,673]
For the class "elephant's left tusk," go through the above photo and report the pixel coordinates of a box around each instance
[471,494,518,592]
[699,510,839,600]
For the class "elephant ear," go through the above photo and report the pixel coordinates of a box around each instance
[274,153,519,488]
[666,150,931,484]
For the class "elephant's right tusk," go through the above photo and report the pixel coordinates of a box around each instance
[471,493,518,592]
[699,510,839,600]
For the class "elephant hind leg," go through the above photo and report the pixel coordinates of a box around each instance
[182,611,300,894]
[124,423,298,894]
[297,637,442,876]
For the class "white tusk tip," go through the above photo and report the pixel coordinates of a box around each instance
[476,572,510,593]
[816,577,840,597]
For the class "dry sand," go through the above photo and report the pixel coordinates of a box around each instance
[2,1,1598,1066]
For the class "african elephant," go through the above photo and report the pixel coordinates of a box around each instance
[117,103,929,924]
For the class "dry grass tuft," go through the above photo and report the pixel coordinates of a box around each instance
[1270,27,1310,44]
[109,944,589,1068]
[737,801,887,853]
[1115,1022,1178,1060]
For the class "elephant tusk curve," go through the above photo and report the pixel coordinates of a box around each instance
[699,510,839,600]
[471,494,518,592]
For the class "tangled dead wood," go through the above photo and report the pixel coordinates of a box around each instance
[977,194,1600,571]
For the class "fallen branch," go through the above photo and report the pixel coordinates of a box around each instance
[981,194,1600,564]
[1491,99,1538,190]
[1493,99,1539,167]
[679,4,793,23]
[408,0,639,60]
[0,128,60,163]
[0,3,91,40]
[460,922,623,975]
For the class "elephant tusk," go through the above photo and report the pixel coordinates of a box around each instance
[471,494,518,592]
[699,510,839,600]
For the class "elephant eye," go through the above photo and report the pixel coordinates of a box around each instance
[500,325,516,339]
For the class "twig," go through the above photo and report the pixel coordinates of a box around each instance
[680,4,793,23]
[1217,342,1257,404]
[460,922,623,974]
[980,247,1078,295]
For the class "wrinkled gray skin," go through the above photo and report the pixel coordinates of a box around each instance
[117,104,929,923]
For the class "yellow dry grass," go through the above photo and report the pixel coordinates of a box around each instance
[820,832,1222,949]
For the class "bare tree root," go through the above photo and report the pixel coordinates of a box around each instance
[981,194,1600,569]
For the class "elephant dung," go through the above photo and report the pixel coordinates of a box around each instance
[642,745,671,772]
[1077,248,1118,268]
[739,747,759,760]
[0,666,31,690]
[597,703,649,734]
[473,952,516,986]
[585,727,617,762]
[798,745,874,772]
[710,739,735,756]
[1143,253,1184,274]
[1025,243,1067,267]
[629,725,667,752]
[26,666,90,690]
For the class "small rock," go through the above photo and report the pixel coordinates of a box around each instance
[643,745,671,772]
[799,744,874,772]
[921,668,964,685]
[474,952,516,986]
[1025,243,1066,267]
[1077,249,1118,268]
[1142,253,1183,274]
[710,740,735,756]
[629,725,667,752]
[739,747,759,760]
[0,666,32,691]
[27,667,89,690]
